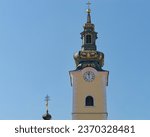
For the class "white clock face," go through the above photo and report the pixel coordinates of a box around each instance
[83,71,95,82]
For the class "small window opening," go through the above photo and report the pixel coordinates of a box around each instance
[86,35,92,44]
[85,96,94,106]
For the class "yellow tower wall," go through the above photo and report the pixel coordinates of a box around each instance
[70,67,109,120]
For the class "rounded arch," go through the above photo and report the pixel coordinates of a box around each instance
[86,34,92,44]
[85,96,94,106]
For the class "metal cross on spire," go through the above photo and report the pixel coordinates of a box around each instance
[42,95,52,120]
[86,1,92,23]
[45,95,50,112]
[86,1,91,14]
[87,1,91,9]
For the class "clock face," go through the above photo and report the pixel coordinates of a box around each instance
[83,71,95,82]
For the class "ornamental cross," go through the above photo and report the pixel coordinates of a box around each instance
[45,95,50,111]
[87,1,91,9]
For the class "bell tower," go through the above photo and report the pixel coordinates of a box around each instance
[69,1,109,120]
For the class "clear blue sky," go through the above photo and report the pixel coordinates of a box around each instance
[0,0,150,120]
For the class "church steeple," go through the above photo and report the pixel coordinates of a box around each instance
[69,1,109,120]
[74,1,104,71]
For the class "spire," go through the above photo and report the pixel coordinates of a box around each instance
[42,95,52,120]
[79,1,97,51]
[86,1,91,23]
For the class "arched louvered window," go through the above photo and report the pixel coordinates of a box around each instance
[85,96,94,106]
[86,35,92,44]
